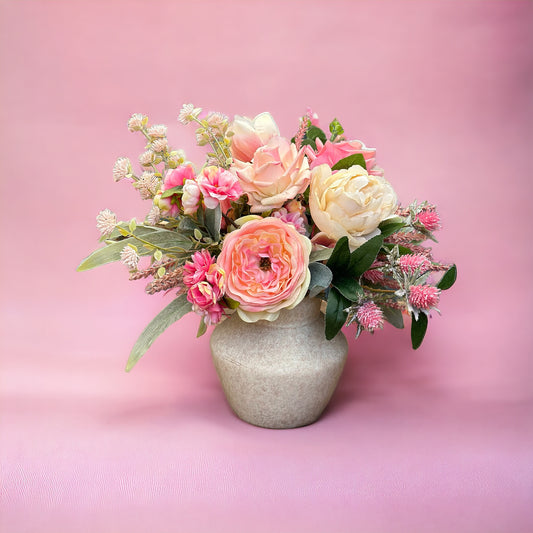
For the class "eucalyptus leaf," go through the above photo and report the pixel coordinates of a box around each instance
[331,153,367,171]
[126,294,192,371]
[309,247,333,263]
[437,264,457,291]
[196,319,207,338]
[349,235,384,278]
[382,306,404,329]
[325,288,350,340]
[205,205,222,242]
[308,262,333,298]
[411,312,428,350]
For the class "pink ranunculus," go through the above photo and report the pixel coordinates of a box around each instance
[228,112,280,163]
[197,166,243,210]
[307,139,384,177]
[216,217,312,322]
[183,249,216,287]
[233,137,310,213]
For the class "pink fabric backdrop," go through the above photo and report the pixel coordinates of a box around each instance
[1,1,532,532]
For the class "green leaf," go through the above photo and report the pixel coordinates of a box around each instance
[325,288,350,340]
[309,247,333,263]
[196,319,207,338]
[437,264,457,291]
[332,276,363,302]
[411,312,428,350]
[349,234,384,278]
[126,294,192,371]
[205,205,221,242]
[154,249,163,261]
[160,185,183,199]
[378,221,405,238]
[78,227,191,271]
[308,262,333,298]
[382,306,404,329]
[329,118,344,141]
[326,236,350,275]
[331,153,367,171]
[128,218,137,233]
[157,266,166,277]
[306,125,327,144]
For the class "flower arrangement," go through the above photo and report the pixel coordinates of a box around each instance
[79,105,456,371]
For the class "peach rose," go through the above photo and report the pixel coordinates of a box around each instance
[228,112,279,163]
[309,164,397,250]
[233,137,310,213]
[216,217,311,322]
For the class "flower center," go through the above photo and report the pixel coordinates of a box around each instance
[259,256,272,271]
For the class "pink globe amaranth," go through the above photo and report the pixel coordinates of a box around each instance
[408,285,440,310]
[216,217,312,323]
[233,137,310,213]
[197,166,243,210]
[228,112,280,163]
[398,254,432,275]
[307,139,384,177]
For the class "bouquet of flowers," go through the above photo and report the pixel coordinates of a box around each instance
[79,104,456,371]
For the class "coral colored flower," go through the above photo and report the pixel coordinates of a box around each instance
[309,164,397,250]
[229,112,280,163]
[197,166,243,210]
[183,250,216,287]
[234,137,310,213]
[217,217,312,322]
[307,139,384,177]
[408,285,440,310]
[416,210,441,232]
[182,178,201,215]
[398,254,432,275]
[356,302,384,331]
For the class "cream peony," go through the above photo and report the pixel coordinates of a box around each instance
[309,164,397,250]
[233,137,310,213]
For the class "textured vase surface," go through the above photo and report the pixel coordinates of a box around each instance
[210,297,348,429]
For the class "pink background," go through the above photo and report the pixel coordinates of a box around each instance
[1,1,532,532]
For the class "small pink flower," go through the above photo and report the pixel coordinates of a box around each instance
[206,264,226,299]
[229,112,280,163]
[187,282,218,309]
[194,302,224,326]
[272,208,308,235]
[362,269,386,285]
[183,250,216,287]
[416,210,441,232]
[307,139,384,177]
[408,285,440,310]
[197,166,243,210]
[356,302,384,331]
[182,178,201,215]
[306,107,320,127]
[158,165,196,217]
[398,254,432,275]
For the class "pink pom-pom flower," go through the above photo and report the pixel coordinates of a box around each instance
[398,254,432,275]
[356,302,384,331]
[408,285,440,310]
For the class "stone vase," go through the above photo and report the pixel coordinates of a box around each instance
[210,297,348,429]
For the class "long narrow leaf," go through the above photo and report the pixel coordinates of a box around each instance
[126,294,192,371]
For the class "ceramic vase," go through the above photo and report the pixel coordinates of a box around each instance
[210,297,348,429]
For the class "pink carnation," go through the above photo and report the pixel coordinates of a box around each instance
[408,285,440,310]
[416,209,440,232]
[356,302,384,331]
[158,165,196,217]
[197,166,243,210]
[307,139,383,177]
[183,250,216,287]
[193,302,224,326]
[398,254,432,275]
[187,281,219,309]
